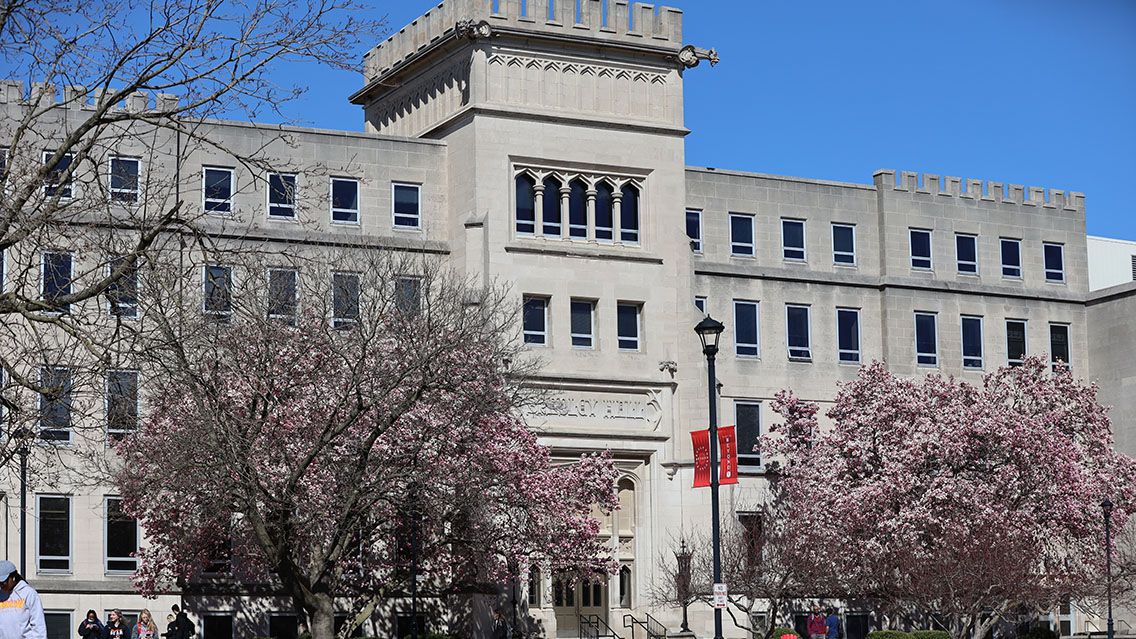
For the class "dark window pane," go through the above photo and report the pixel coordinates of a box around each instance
[269,615,300,639]
[204,168,232,212]
[1001,239,1021,277]
[268,269,298,321]
[734,302,758,356]
[1044,244,1064,281]
[268,174,296,217]
[107,256,139,317]
[44,152,73,198]
[962,316,983,368]
[568,179,587,238]
[542,177,561,235]
[595,183,614,241]
[395,277,421,316]
[204,265,232,315]
[1007,320,1027,364]
[1050,324,1070,366]
[786,306,810,359]
[571,300,593,347]
[106,498,138,570]
[833,225,855,264]
[393,183,420,227]
[782,220,805,259]
[203,616,234,639]
[523,297,546,344]
[332,179,359,222]
[39,496,69,565]
[617,303,638,349]
[686,211,701,251]
[332,273,360,327]
[915,314,937,365]
[516,174,536,234]
[837,309,859,362]
[40,367,72,440]
[107,371,139,435]
[620,184,639,243]
[43,252,72,312]
[736,403,760,466]
[957,235,978,273]
[110,158,139,202]
[910,230,932,268]
[731,215,753,255]
[45,613,70,639]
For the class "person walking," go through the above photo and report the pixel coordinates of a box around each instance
[105,609,133,639]
[134,610,158,639]
[807,607,827,639]
[826,608,841,639]
[78,610,105,639]
[160,614,177,639]
[0,560,46,639]
[170,606,194,639]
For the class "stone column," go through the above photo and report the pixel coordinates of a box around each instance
[559,186,571,239]
[533,182,545,238]
[612,191,623,245]
[586,188,597,243]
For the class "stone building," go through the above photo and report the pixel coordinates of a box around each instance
[1,0,1133,638]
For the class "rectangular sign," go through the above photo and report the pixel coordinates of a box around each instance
[692,429,711,488]
[713,582,728,608]
[718,425,738,485]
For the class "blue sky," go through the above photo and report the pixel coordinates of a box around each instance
[241,1,1136,240]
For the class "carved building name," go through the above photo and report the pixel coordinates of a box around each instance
[524,391,663,430]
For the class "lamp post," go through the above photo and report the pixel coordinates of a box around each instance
[694,316,726,639]
[13,427,31,574]
[1103,498,1115,639]
[674,539,693,633]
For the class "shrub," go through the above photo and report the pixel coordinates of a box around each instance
[867,631,913,639]
[912,631,950,639]
[771,627,801,639]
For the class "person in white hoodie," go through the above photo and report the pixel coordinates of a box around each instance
[0,560,46,639]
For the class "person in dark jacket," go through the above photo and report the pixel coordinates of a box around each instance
[826,608,841,639]
[104,610,132,639]
[78,610,104,639]
[159,614,177,639]
[170,606,193,639]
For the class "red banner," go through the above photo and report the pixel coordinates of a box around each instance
[718,425,739,485]
[692,429,711,488]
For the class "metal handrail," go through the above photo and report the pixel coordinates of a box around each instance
[581,614,622,639]
[645,612,668,639]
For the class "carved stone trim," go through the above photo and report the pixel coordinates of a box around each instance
[455,19,492,40]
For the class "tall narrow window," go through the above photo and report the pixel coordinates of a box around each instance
[42,251,73,313]
[735,401,761,467]
[730,214,755,257]
[331,272,360,329]
[542,176,562,236]
[40,367,72,442]
[392,182,421,228]
[267,173,296,219]
[1006,320,1027,366]
[109,157,140,203]
[1001,239,1022,278]
[734,300,759,358]
[686,210,702,253]
[516,174,536,235]
[38,495,71,571]
[107,256,138,318]
[832,224,855,265]
[910,229,932,270]
[203,167,233,214]
[619,566,632,608]
[44,151,74,199]
[1050,323,1070,370]
[956,234,978,274]
[914,312,938,366]
[568,179,587,238]
[836,308,860,363]
[105,497,138,572]
[620,183,639,244]
[331,178,360,224]
[106,370,139,440]
[781,219,805,261]
[1043,243,1065,282]
[267,268,298,323]
[961,315,984,369]
[528,566,542,607]
[617,303,640,351]
[785,305,811,361]
[394,277,421,316]
[203,265,232,319]
[595,182,614,242]
[570,299,594,348]
[523,296,548,345]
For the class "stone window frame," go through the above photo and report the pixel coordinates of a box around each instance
[512,166,646,247]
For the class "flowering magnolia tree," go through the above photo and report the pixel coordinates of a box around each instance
[763,359,1136,639]
[114,259,618,639]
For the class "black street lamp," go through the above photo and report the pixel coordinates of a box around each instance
[13,427,32,574]
[694,316,726,639]
[1103,498,1115,639]
[674,539,693,633]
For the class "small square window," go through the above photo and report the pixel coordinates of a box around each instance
[836,308,860,363]
[785,304,811,361]
[956,234,978,275]
[331,272,361,329]
[43,151,74,199]
[203,265,233,319]
[331,178,360,224]
[730,214,755,257]
[203,167,233,214]
[832,224,855,265]
[686,210,702,253]
[523,296,548,345]
[961,315,984,369]
[570,299,595,348]
[616,303,641,351]
[109,157,140,203]
[267,173,297,219]
[781,219,806,261]
[914,312,938,367]
[910,229,932,270]
[734,300,759,358]
[1001,238,1022,278]
[1043,243,1065,282]
[392,182,421,228]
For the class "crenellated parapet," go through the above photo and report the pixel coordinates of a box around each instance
[873,169,1085,211]
[362,0,684,82]
[0,80,179,112]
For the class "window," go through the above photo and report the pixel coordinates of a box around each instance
[1044,243,1065,282]
[267,268,298,323]
[268,615,300,639]
[832,223,855,265]
[542,176,562,236]
[1001,238,1022,278]
[205,535,233,575]
[619,566,632,608]
[45,612,71,639]
[43,151,73,199]
[202,615,234,639]
[267,173,296,218]
[961,315,984,369]
[910,229,932,270]
[392,182,421,228]
[785,305,811,361]
[1131,254,1135,281]
[331,272,360,329]
[734,300,759,358]
[686,210,702,253]
[781,219,805,261]
[956,234,978,274]
[109,157,140,203]
[331,178,360,224]
[836,308,860,363]
[42,251,72,313]
[1006,320,1027,366]
[39,367,72,442]
[38,495,70,571]
[570,299,595,348]
[203,167,233,213]
[735,401,761,467]
[730,213,755,257]
[106,370,139,439]
[107,256,138,318]
[595,182,614,242]
[516,174,536,235]
[617,303,640,350]
[914,312,938,366]
[523,296,548,345]
[694,296,707,315]
[527,566,542,607]
[1050,323,1070,370]
[203,265,232,319]
[394,615,426,639]
[620,183,640,244]
[568,179,587,238]
[105,497,138,572]
[394,277,421,316]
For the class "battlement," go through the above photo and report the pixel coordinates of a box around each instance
[363,0,683,82]
[873,169,1084,211]
[0,80,179,112]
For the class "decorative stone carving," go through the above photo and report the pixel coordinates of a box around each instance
[455,19,492,40]
[677,44,720,68]
[523,389,664,431]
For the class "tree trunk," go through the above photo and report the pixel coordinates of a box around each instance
[307,594,337,639]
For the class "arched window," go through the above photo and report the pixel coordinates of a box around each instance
[616,477,635,536]
[515,174,536,235]
[595,181,614,242]
[542,175,562,236]
[568,178,587,238]
[620,183,639,244]
[619,565,632,608]
[527,565,541,606]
